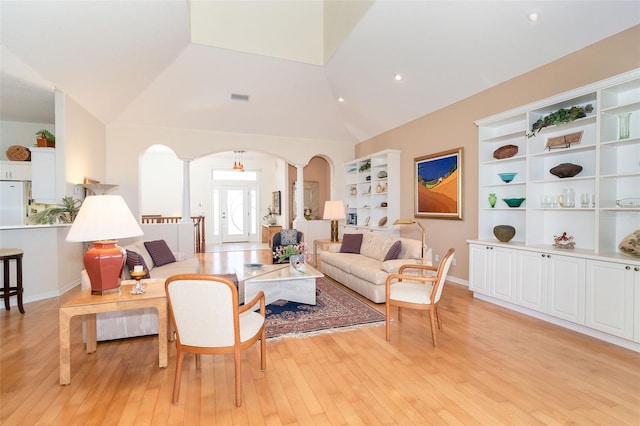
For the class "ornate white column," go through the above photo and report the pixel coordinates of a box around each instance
[180,159,192,223]
[295,165,305,220]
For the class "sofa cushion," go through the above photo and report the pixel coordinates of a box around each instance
[384,240,402,261]
[350,259,390,285]
[323,252,362,273]
[125,250,151,279]
[340,233,363,253]
[398,237,423,260]
[144,240,176,267]
[361,234,395,261]
[124,241,154,271]
[280,229,299,246]
[151,258,200,279]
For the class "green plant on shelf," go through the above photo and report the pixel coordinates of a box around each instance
[527,104,594,138]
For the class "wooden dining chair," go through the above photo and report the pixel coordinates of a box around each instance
[165,274,266,407]
[385,248,455,347]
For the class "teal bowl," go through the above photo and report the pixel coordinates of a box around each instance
[503,198,526,208]
[498,172,518,183]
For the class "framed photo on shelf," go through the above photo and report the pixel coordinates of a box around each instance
[272,190,281,215]
[414,147,463,220]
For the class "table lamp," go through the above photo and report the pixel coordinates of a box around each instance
[66,195,143,295]
[393,219,426,264]
[323,200,346,242]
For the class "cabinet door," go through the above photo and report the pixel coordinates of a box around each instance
[547,254,586,324]
[469,244,490,295]
[516,250,547,312]
[586,260,634,339]
[30,148,56,202]
[0,162,31,180]
[491,246,516,302]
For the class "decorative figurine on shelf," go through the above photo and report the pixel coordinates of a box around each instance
[553,232,575,249]
[130,265,147,294]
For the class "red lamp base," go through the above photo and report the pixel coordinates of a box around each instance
[84,240,125,295]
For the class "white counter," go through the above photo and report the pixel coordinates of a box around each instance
[0,225,84,305]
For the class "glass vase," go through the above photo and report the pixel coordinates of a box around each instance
[618,112,631,140]
[289,254,306,274]
[488,193,497,208]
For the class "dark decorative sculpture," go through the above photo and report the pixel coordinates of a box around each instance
[550,163,582,178]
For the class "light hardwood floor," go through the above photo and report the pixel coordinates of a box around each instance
[1,248,639,425]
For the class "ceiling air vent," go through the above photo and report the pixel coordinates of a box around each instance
[230,93,250,102]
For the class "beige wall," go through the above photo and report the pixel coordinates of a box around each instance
[356,25,640,283]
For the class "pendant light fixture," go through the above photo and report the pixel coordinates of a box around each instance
[233,150,245,171]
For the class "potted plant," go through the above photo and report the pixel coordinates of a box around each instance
[35,129,56,147]
[526,104,594,138]
[29,196,82,224]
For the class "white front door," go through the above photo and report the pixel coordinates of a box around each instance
[221,185,257,243]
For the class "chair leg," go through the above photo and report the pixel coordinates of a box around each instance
[195,353,201,369]
[428,309,438,347]
[172,350,184,404]
[234,350,242,407]
[398,307,402,322]
[435,305,443,330]
[260,329,266,371]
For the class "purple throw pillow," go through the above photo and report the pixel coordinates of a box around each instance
[340,233,363,254]
[384,240,402,261]
[144,240,176,267]
[125,250,151,278]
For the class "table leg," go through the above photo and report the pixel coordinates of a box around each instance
[157,302,168,368]
[59,309,72,385]
[85,314,97,353]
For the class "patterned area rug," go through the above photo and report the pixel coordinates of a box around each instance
[265,278,385,340]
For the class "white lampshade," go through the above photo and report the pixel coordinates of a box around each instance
[322,200,346,220]
[66,195,143,242]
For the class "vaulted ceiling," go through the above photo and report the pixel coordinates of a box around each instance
[1,1,639,143]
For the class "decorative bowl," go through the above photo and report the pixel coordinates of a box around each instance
[550,163,582,178]
[493,144,518,160]
[503,198,526,207]
[493,225,516,242]
[498,172,518,183]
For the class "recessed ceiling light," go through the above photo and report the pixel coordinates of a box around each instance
[394,74,403,81]
[528,12,541,22]
[337,97,345,103]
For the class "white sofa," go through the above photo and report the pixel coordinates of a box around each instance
[320,232,433,303]
[81,240,200,341]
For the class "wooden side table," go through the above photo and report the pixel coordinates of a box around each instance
[314,239,337,268]
[261,225,282,246]
[59,279,168,385]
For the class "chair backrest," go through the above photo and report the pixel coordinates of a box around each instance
[272,229,303,248]
[165,274,240,348]
[431,248,455,304]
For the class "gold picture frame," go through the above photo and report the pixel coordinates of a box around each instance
[414,147,463,220]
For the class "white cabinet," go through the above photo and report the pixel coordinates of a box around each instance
[0,161,31,181]
[586,259,637,340]
[469,243,516,302]
[471,69,640,349]
[30,147,56,202]
[516,250,585,323]
[546,253,586,325]
[344,149,400,232]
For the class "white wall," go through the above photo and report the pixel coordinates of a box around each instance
[0,120,54,160]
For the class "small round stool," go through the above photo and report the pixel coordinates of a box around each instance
[0,249,25,314]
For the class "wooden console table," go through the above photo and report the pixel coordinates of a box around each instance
[59,280,168,385]
[314,239,336,268]
[261,224,282,246]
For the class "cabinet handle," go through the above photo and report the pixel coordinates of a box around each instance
[541,254,545,258]
[635,267,639,272]
[625,266,631,270]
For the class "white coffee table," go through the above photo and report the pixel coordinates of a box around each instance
[237,263,323,306]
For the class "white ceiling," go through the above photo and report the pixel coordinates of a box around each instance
[1,1,639,144]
